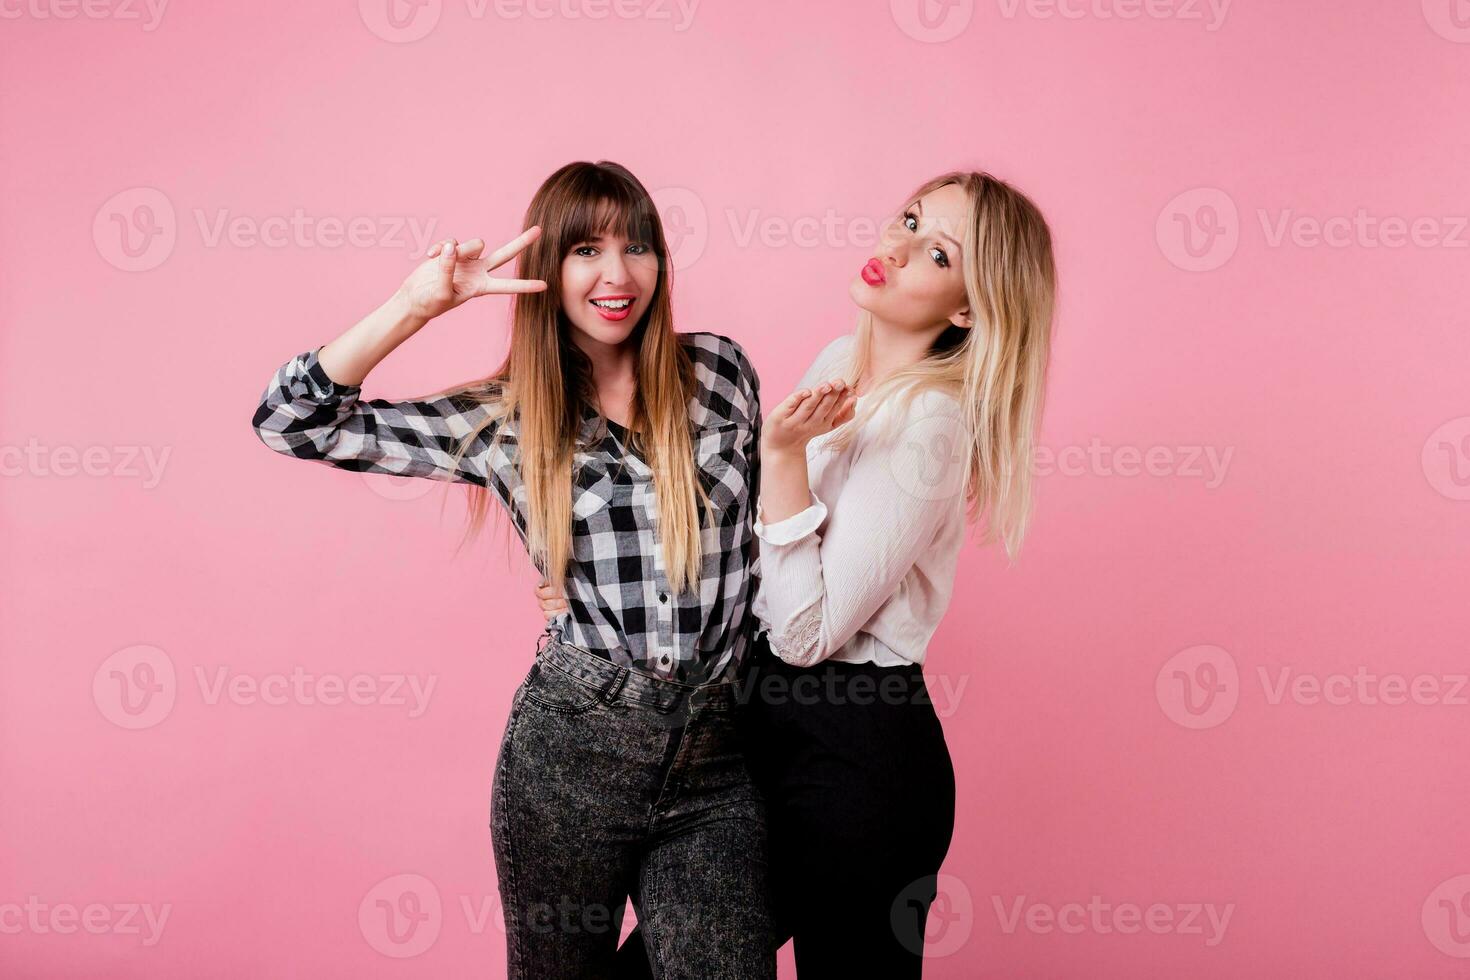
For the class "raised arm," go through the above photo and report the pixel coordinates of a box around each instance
[250,229,546,483]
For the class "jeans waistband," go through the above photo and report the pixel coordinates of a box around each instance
[536,632,738,714]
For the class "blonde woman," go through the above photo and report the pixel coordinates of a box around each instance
[251,162,774,979]
[538,171,1057,978]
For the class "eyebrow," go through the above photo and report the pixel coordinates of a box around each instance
[913,199,964,254]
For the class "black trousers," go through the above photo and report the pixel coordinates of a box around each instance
[615,631,957,978]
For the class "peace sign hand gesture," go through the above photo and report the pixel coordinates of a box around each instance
[396,226,548,322]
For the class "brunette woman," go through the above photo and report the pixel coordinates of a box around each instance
[252,161,774,980]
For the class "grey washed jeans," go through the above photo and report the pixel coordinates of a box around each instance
[490,634,776,979]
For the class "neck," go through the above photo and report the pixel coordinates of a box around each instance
[860,316,950,391]
[570,329,638,387]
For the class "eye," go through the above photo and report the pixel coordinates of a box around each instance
[902,210,919,232]
[572,245,598,257]
[929,246,950,269]
[627,242,652,255]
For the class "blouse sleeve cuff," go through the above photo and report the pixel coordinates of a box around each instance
[302,346,361,401]
[753,491,827,546]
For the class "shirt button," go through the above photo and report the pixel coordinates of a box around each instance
[658,592,668,603]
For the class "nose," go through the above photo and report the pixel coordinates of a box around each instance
[600,250,634,287]
[876,237,906,269]
[877,221,907,268]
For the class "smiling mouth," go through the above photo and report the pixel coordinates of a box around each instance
[589,295,636,321]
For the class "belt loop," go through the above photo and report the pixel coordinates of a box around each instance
[601,665,628,702]
[536,623,558,658]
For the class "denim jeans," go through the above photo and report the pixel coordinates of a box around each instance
[490,633,776,979]
[616,629,957,979]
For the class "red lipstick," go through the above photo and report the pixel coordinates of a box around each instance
[860,258,886,286]
[589,294,637,322]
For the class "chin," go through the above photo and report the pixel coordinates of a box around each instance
[847,277,877,311]
[567,314,639,348]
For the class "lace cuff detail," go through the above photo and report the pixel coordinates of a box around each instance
[769,600,824,667]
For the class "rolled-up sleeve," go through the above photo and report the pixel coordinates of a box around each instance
[250,346,499,485]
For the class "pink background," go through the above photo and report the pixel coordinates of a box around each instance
[4,0,1469,976]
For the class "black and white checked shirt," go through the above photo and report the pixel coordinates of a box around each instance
[252,332,761,686]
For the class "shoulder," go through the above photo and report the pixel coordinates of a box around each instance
[817,332,855,365]
[679,331,760,426]
[681,331,756,382]
[801,334,855,388]
[867,384,965,450]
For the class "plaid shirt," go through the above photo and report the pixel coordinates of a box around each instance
[251,332,762,686]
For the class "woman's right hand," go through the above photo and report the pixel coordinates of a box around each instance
[395,226,548,322]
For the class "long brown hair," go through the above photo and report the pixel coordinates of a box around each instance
[822,171,1057,560]
[430,162,713,593]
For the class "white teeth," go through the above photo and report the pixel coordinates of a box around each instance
[591,298,633,309]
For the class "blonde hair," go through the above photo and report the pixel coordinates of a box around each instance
[822,171,1057,560]
[423,162,715,594]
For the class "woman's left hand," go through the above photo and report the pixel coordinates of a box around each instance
[534,579,569,620]
[761,380,858,457]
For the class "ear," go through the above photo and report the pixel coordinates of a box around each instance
[948,306,974,330]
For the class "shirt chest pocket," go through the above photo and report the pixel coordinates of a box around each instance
[693,422,752,520]
[571,453,616,522]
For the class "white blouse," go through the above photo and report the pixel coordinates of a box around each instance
[750,334,970,668]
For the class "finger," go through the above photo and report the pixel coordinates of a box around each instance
[815,385,847,423]
[438,238,458,290]
[477,277,548,295]
[483,225,543,272]
[427,237,472,259]
[830,392,858,427]
[793,387,832,424]
[780,389,811,418]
